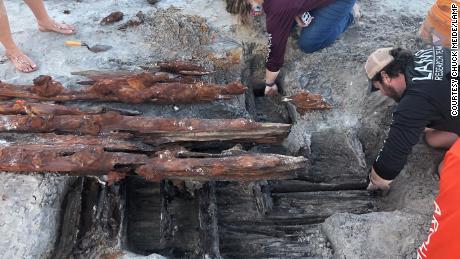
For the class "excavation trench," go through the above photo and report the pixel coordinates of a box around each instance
[52,153,375,258]
[0,4,377,258]
[48,44,377,259]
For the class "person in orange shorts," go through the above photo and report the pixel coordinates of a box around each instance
[417,138,460,258]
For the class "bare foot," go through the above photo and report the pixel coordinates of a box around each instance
[5,49,38,73]
[38,20,76,35]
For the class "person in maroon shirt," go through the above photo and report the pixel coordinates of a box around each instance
[231,0,359,95]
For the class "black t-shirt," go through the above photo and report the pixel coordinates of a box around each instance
[374,46,460,180]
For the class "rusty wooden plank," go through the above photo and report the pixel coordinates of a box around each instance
[72,70,179,84]
[0,114,290,144]
[0,132,154,152]
[77,69,200,85]
[0,75,246,104]
[0,100,142,116]
[136,149,307,182]
[0,144,148,174]
[0,76,73,100]
[0,100,85,115]
[87,80,246,104]
[157,60,213,75]
[0,141,306,182]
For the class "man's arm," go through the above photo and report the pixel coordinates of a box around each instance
[369,95,439,191]
[264,11,293,95]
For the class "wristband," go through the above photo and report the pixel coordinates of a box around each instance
[265,82,276,87]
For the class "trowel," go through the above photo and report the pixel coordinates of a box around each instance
[64,41,112,53]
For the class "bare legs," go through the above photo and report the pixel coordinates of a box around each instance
[23,0,75,34]
[425,128,459,149]
[0,0,75,73]
[425,128,458,175]
[0,0,37,72]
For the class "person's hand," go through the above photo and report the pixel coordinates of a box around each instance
[294,15,314,27]
[264,83,278,96]
[367,168,392,196]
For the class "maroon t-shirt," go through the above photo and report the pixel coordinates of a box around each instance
[263,0,335,72]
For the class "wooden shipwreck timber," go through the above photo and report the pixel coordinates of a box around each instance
[0,137,306,181]
[0,60,247,104]
[0,75,246,104]
[137,147,308,182]
[0,61,332,112]
[0,137,305,182]
[0,113,290,145]
[0,66,309,182]
[0,109,300,180]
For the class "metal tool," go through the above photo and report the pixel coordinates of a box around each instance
[64,41,112,53]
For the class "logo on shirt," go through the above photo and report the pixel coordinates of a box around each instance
[417,201,442,258]
[413,46,445,81]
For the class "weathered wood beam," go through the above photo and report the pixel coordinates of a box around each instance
[269,179,368,193]
[0,132,154,152]
[125,178,165,253]
[0,74,246,104]
[71,70,179,85]
[156,60,213,75]
[219,223,326,258]
[86,80,246,104]
[141,120,290,146]
[267,191,377,223]
[0,100,142,116]
[0,141,306,181]
[198,182,221,258]
[0,144,148,174]
[0,100,85,115]
[136,149,307,182]
[0,114,290,145]
[53,178,129,258]
[0,76,71,100]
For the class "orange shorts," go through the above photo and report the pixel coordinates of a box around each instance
[417,138,460,259]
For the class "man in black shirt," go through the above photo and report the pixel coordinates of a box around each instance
[364,47,459,193]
